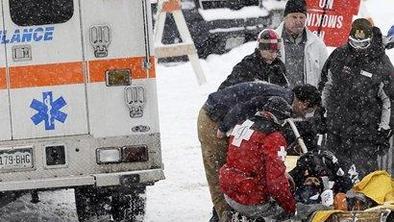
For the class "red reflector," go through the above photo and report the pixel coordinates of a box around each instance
[122,145,148,162]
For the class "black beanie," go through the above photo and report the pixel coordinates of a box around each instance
[284,0,307,17]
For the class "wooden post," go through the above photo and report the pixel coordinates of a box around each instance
[154,0,207,85]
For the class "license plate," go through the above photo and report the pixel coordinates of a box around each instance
[0,148,33,170]
[225,36,245,50]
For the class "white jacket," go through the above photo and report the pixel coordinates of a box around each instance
[276,23,329,87]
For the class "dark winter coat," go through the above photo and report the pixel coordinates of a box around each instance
[203,82,293,132]
[319,28,394,141]
[219,115,296,213]
[217,49,289,90]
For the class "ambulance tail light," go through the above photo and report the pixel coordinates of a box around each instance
[122,145,149,163]
[96,148,122,164]
[96,145,148,164]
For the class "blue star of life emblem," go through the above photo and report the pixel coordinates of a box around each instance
[30,91,67,130]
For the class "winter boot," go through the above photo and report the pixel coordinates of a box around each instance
[209,207,219,222]
[230,211,254,222]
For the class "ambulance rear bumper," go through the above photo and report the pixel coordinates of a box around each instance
[0,168,165,191]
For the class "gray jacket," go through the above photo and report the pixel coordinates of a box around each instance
[276,23,329,87]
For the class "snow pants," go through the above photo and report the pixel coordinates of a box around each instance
[224,195,285,220]
[326,132,379,183]
[197,107,231,221]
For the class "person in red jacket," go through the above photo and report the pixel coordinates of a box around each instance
[219,96,296,220]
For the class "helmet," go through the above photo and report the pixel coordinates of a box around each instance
[291,150,353,194]
[296,150,342,179]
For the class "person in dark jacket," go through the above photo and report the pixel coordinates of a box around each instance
[319,18,394,183]
[219,97,296,221]
[197,82,321,221]
[218,29,289,90]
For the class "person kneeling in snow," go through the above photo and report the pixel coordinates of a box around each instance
[219,96,296,221]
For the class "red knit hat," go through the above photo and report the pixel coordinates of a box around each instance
[257,29,281,51]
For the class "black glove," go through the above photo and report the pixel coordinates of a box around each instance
[375,128,392,156]
[315,106,327,134]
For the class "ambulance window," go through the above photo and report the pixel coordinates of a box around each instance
[9,0,73,26]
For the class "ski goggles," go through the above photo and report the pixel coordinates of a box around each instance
[348,36,371,49]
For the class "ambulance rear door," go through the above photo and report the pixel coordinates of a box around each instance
[0,9,11,141]
[80,0,159,138]
[3,0,89,140]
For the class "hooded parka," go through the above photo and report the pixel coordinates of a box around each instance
[319,26,394,180]
[218,49,289,90]
[320,29,393,141]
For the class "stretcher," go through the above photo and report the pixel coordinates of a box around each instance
[284,119,393,222]
[310,206,392,222]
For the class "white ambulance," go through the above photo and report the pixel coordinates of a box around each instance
[0,0,164,221]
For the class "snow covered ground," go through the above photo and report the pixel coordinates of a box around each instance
[0,0,393,221]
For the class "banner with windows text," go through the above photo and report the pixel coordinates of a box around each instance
[305,0,361,47]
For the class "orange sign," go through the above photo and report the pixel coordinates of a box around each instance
[305,0,361,47]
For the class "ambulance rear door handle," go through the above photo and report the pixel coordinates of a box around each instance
[89,25,111,58]
[124,86,145,118]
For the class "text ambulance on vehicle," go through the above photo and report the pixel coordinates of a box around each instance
[0,0,163,221]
